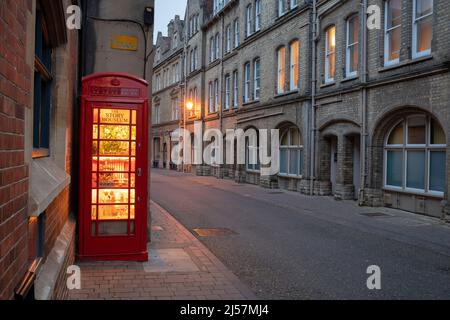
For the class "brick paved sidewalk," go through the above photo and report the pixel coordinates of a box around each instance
[68,201,255,300]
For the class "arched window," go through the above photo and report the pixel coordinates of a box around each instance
[384,115,446,195]
[279,127,303,176]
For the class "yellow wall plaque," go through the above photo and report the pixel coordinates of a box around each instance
[111,35,139,51]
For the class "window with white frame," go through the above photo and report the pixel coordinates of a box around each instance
[244,62,251,103]
[346,15,359,77]
[173,32,177,49]
[289,40,299,91]
[234,19,239,48]
[253,59,260,100]
[413,0,433,58]
[154,104,160,124]
[233,70,238,108]
[279,127,303,176]
[255,0,261,32]
[171,97,179,121]
[208,82,214,113]
[225,74,231,110]
[385,0,402,66]
[215,33,220,59]
[193,87,198,115]
[278,0,285,17]
[384,115,446,195]
[214,79,219,112]
[226,25,231,53]
[277,46,286,94]
[325,26,336,83]
[246,135,260,172]
[290,0,298,9]
[210,36,214,62]
[246,4,253,37]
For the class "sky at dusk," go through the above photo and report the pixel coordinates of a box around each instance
[154,0,187,43]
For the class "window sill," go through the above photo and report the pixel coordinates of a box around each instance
[32,149,50,159]
[29,157,71,217]
[320,81,336,88]
[383,187,444,199]
[278,174,303,180]
[379,54,434,73]
[274,91,298,99]
[341,75,359,83]
[242,100,259,107]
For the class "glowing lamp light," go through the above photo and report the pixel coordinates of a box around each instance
[186,101,194,111]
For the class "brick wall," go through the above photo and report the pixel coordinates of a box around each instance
[0,0,32,300]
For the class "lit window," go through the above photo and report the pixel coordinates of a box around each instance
[244,62,251,103]
[279,127,303,176]
[254,59,261,100]
[385,0,402,66]
[385,116,446,195]
[325,26,336,83]
[413,0,433,58]
[277,47,286,94]
[346,15,359,77]
[289,40,299,91]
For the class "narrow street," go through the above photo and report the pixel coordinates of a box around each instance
[151,169,450,300]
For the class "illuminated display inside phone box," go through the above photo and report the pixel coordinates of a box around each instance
[79,74,149,261]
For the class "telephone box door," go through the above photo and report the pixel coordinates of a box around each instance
[79,74,148,261]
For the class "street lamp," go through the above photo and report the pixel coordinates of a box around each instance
[183,100,194,172]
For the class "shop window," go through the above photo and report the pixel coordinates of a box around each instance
[385,115,446,195]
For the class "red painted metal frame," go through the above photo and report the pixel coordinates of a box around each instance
[79,73,149,262]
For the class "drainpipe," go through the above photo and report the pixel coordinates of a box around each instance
[359,0,368,205]
[310,0,350,196]
[310,0,317,196]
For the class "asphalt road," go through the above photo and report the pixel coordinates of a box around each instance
[151,169,450,300]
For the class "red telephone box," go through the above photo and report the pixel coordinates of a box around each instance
[78,73,149,261]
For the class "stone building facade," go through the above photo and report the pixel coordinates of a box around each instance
[152,15,185,170]
[151,0,450,220]
[0,0,79,300]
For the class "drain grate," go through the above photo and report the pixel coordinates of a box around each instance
[193,228,237,237]
[360,212,390,217]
